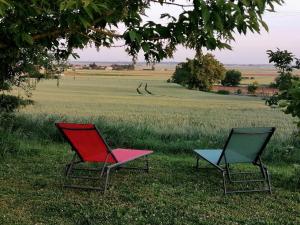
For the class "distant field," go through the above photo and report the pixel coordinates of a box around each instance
[233,67,278,85]
[65,69,172,78]
[66,66,300,85]
[227,66,300,85]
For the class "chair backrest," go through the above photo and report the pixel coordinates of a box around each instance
[56,123,117,163]
[218,127,275,165]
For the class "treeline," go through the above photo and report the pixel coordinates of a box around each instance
[80,62,135,70]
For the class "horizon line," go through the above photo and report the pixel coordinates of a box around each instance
[68,60,274,65]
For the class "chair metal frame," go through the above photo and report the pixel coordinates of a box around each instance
[195,127,275,194]
[56,123,151,193]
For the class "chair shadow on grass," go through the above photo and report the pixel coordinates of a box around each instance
[56,153,225,196]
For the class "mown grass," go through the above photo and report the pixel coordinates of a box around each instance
[0,140,299,225]
[1,72,300,224]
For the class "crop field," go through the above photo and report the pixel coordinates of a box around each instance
[22,71,296,146]
[1,70,300,224]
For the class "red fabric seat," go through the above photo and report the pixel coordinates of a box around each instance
[56,122,117,163]
[56,122,153,192]
[112,148,153,163]
[56,122,153,164]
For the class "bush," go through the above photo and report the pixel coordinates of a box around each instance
[236,89,242,94]
[248,82,258,94]
[221,70,242,86]
[217,90,230,95]
[172,54,225,91]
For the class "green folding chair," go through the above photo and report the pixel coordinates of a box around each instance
[194,127,276,194]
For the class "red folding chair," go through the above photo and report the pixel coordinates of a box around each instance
[56,122,153,193]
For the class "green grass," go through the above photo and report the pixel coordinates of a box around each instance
[1,72,300,224]
[0,141,299,225]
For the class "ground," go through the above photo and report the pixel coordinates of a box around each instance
[1,69,300,224]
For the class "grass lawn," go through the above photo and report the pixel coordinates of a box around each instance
[1,71,299,224]
[0,141,299,225]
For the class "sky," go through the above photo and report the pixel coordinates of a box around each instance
[74,0,300,64]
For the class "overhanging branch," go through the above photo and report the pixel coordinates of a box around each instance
[149,0,193,8]
[0,27,123,49]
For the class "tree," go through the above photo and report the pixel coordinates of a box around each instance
[248,81,258,94]
[172,53,225,91]
[266,49,300,129]
[221,70,242,86]
[267,49,299,91]
[0,0,284,94]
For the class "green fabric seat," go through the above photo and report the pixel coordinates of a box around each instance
[194,127,275,194]
[193,149,222,165]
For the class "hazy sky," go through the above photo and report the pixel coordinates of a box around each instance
[74,0,300,64]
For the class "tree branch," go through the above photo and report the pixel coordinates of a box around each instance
[0,27,123,49]
[89,28,122,38]
[149,0,193,8]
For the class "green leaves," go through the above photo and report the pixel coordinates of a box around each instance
[266,49,300,129]
[260,20,269,32]
[0,0,10,15]
[172,54,226,91]
[141,42,150,53]
[128,31,137,42]
[201,4,210,26]
[255,0,266,13]
[222,69,242,86]
[78,15,90,28]
[22,34,34,45]
[206,38,217,49]
[59,0,76,11]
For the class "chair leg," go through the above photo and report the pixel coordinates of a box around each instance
[222,164,273,194]
[258,160,272,194]
[104,167,111,194]
[225,164,233,182]
[264,167,272,194]
[145,156,149,173]
[65,153,78,177]
[100,164,108,177]
[196,157,199,169]
[222,171,227,194]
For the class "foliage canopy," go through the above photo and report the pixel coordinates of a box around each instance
[266,49,300,129]
[247,81,258,94]
[221,69,242,86]
[172,53,225,91]
[267,49,299,91]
